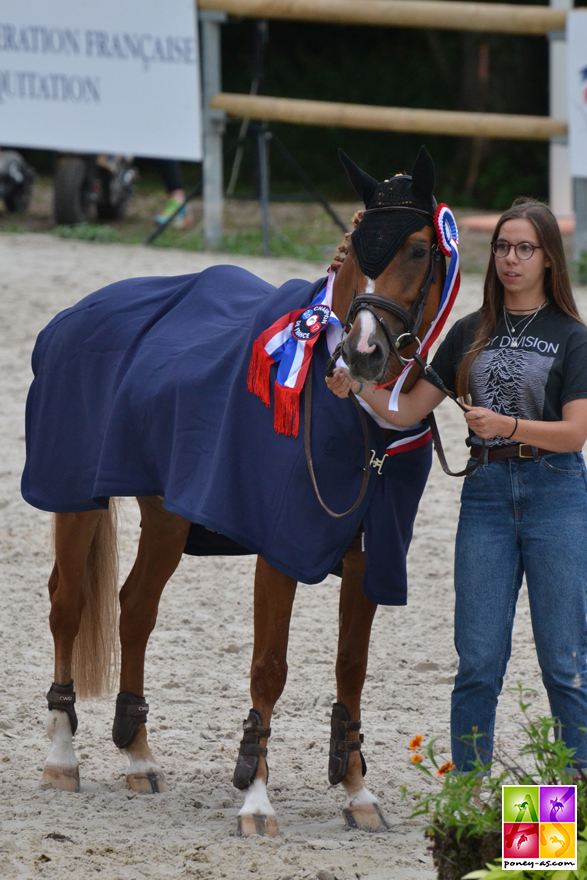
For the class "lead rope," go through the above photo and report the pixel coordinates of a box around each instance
[410,353,486,478]
[305,358,372,519]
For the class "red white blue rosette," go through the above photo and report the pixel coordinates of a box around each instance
[434,203,458,257]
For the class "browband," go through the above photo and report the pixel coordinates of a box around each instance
[362,206,435,220]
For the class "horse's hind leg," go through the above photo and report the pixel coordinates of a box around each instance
[333,535,389,832]
[43,509,105,792]
[234,556,297,837]
[115,496,190,794]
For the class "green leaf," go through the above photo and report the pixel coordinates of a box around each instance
[425,737,439,769]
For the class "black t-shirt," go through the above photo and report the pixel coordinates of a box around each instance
[428,304,587,446]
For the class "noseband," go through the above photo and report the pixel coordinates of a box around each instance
[344,206,441,357]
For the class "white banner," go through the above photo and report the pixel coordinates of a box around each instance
[568,10,587,179]
[0,0,202,161]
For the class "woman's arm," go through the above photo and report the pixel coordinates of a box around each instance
[325,367,446,426]
[464,399,587,452]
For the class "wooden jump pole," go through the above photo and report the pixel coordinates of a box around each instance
[199,0,574,241]
[211,93,567,142]
[198,0,566,36]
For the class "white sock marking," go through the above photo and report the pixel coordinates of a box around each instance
[122,753,162,775]
[347,785,378,808]
[45,710,78,769]
[239,777,276,817]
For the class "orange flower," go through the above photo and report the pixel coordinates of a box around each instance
[436,761,455,777]
[409,735,423,751]
[411,754,424,764]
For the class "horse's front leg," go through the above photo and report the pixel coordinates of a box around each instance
[43,510,103,792]
[115,496,190,793]
[233,556,297,837]
[333,535,389,832]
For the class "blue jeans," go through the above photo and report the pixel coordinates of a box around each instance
[451,451,587,772]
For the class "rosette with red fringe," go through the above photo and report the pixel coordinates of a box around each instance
[247,270,342,437]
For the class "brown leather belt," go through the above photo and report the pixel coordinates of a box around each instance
[470,443,554,462]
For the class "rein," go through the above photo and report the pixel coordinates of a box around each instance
[305,358,372,518]
[408,352,486,479]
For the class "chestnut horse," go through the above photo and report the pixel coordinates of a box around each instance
[27,147,446,835]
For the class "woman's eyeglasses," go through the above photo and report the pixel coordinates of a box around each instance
[492,240,543,260]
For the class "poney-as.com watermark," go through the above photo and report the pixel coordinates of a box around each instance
[502,785,577,870]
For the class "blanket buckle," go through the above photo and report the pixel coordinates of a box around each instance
[369,450,385,475]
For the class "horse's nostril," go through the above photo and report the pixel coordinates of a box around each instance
[342,339,389,384]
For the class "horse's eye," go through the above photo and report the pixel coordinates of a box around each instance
[412,247,428,260]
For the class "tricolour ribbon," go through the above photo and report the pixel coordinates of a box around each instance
[387,203,460,412]
[248,270,342,437]
[384,424,432,457]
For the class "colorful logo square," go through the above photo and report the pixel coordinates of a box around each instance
[503,823,539,858]
[502,786,577,870]
[539,823,576,859]
[539,785,576,823]
[503,786,539,823]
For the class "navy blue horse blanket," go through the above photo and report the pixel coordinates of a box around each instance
[22,265,431,605]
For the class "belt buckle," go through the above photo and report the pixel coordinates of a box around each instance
[518,444,533,459]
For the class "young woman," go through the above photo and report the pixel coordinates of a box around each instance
[326,198,587,772]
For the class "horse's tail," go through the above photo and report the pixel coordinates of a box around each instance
[70,503,120,698]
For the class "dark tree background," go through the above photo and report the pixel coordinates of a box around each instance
[221,0,586,209]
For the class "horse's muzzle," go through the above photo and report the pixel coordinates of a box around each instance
[340,335,390,384]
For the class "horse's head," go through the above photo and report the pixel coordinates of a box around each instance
[331,146,445,391]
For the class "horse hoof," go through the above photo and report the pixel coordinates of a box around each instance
[343,803,390,832]
[126,769,168,794]
[236,814,280,837]
[41,764,80,793]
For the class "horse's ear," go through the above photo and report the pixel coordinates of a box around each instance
[410,145,435,200]
[338,149,378,207]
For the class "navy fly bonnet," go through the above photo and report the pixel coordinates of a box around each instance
[339,146,438,279]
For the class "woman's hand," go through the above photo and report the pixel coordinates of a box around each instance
[325,366,362,399]
[463,405,515,440]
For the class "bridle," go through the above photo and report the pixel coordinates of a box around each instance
[345,244,441,364]
[326,206,442,382]
[344,207,441,367]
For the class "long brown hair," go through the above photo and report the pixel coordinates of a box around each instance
[455,198,582,401]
